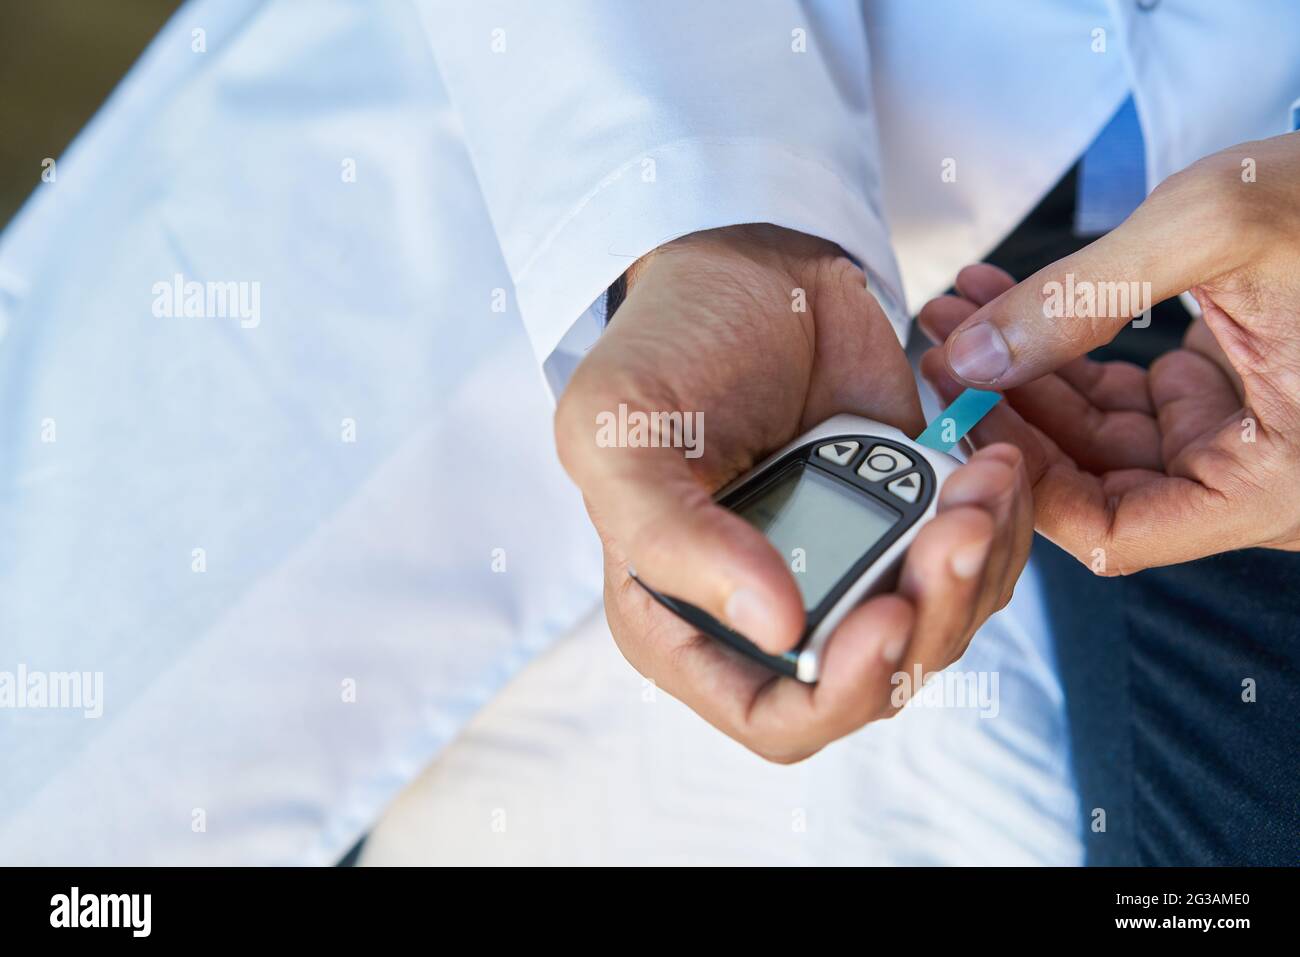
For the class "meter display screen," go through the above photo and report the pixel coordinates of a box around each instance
[736,463,900,610]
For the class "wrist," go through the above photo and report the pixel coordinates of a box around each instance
[619,224,849,311]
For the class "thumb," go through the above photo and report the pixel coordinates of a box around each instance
[556,408,805,655]
[625,469,806,655]
[943,185,1235,389]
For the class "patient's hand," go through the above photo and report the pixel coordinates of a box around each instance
[924,136,1300,572]
[555,225,1031,762]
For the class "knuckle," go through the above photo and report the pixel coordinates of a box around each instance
[1075,309,1125,349]
[987,574,1019,613]
[735,714,820,766]
[1149,162,1200,201]
[552,384,596,476]
[1075,538,1136,577]
[749,740,814,765]
[822,254,868,293]
[1167,154,1258,233]
[1152,157,1222,204]
[873,702,905,722]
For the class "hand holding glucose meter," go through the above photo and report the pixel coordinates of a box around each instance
[635,394,1000,683]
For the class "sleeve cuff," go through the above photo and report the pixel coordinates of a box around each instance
[515,136,908,394]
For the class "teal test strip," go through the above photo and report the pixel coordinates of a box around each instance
[915,388,1002,453]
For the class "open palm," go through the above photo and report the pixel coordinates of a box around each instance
[919,263,1290,573]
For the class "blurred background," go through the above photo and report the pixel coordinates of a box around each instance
[0,0,179,227]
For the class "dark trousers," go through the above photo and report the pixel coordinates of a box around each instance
[988,170,1300,865]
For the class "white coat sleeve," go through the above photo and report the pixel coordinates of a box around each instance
[415,0,908,389]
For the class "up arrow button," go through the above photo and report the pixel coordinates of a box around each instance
[887,473,922,504]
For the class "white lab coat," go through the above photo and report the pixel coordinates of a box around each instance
[419,0,1300,378]
[0,0,600,865]
[0,0,1294,864]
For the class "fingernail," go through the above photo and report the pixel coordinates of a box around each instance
[951,539,992,579]
[881,634,908,664]
[725,587,778,648]
[947,323,1011,384]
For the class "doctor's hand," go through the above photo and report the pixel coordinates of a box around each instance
[921,133,1300,573]
[555,225,1032,763]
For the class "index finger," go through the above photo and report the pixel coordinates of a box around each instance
[943,175,1240,389]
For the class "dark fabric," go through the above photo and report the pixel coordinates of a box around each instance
[1032,539,1300,865]
[604,271,628,324]
[336,835,366,867]
[984,167,1300,866]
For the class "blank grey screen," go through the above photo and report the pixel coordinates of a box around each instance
[736,464,899,610]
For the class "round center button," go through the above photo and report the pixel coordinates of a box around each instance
[856,444,912,481]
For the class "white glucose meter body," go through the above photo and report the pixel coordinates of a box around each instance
[636,414,961,683]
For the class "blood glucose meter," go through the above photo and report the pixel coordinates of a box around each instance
[635,413,964,683]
